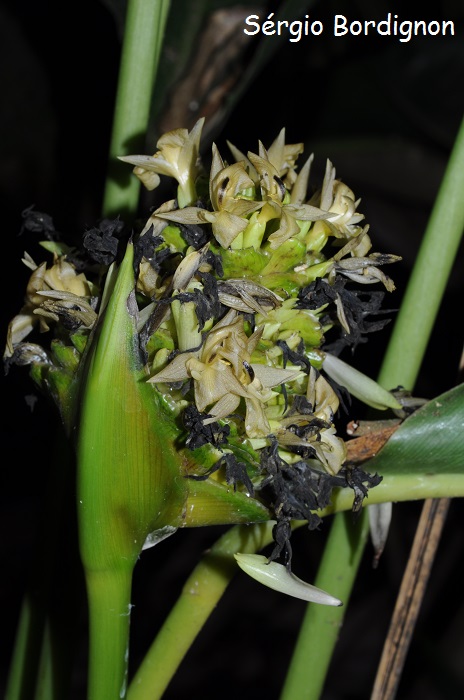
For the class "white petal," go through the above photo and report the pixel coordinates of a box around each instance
[148,353,194,383]
[322,353,402,411]
[234,553,343,606]
[369,502,392,565]
[251,364,303,388]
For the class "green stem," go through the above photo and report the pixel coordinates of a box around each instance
[127,522,275,700]
[279,113,464,699]
[126,465,464,699]
[279,511,370,700]
[378,113,464,392]
[5,430,80,700]
[86,568,134,700]
[102,0,171,220]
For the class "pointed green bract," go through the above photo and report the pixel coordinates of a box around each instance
[77,243,188,573]
[76,243,188,700]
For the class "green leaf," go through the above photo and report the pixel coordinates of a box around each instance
[365,383,464,476]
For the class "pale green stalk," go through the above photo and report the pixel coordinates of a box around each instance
[5,432,78,700]
[378,114,464,391]
[127,522,275,700]
[102,0,171,219]
[279,511,370,700]
[85,570,134,700]
[279,113,464,699]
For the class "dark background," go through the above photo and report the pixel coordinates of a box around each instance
[1,0,464,698]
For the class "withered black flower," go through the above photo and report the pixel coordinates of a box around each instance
[277,339,311,373]
[259,439,382,565]
[298,277,393,355]
[83,217,125,265]
[161,271,223,331]
[188,451,254,496]
[182,404,230,449]
[178,221,210,250]
[20,205,58,240]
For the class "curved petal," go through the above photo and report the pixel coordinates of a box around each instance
[234,553,342,606]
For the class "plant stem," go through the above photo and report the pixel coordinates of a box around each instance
[279,511,370,700]
[85,568,134,700]
[127,522,275,700]
[5,430,80,700]
[378,114,464,392]
[278,113,464,699]
[102,0,171,220]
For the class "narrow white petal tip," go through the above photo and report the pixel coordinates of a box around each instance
[322,353,402,411]
[234,553,343,606]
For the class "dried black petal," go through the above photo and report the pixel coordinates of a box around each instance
[83,217,124,265]
[179,222,210,249]
[298,277,394,355]
[277,339,311,372]
[270,518,293,567]
[297,277,337,310]
[259,438,382,564]
[182,405,230,450]
[219,453,255,495]
[259,440,331,526]
[198,272,223,321]
[290,395,314,415]
[344,464,383,516]
[160,272,222,331]
[188,451,254,496]
[20,206,58,240]
[203,249,224,278]
[133,225,164,272]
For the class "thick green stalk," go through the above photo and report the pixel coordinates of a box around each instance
[77,244,188,700]
[279,114,464,699]
[85,569,134,700]
[102,0,171,219]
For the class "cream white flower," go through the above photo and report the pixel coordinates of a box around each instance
[149,310,303,438]
[155,148,263,248]
[5,253,95,357]
[118,118,205,206]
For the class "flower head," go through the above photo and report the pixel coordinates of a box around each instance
[6,124,399,577]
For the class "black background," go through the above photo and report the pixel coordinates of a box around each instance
[2,1,464,698]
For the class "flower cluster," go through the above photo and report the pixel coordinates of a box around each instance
[5,119,401,564]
